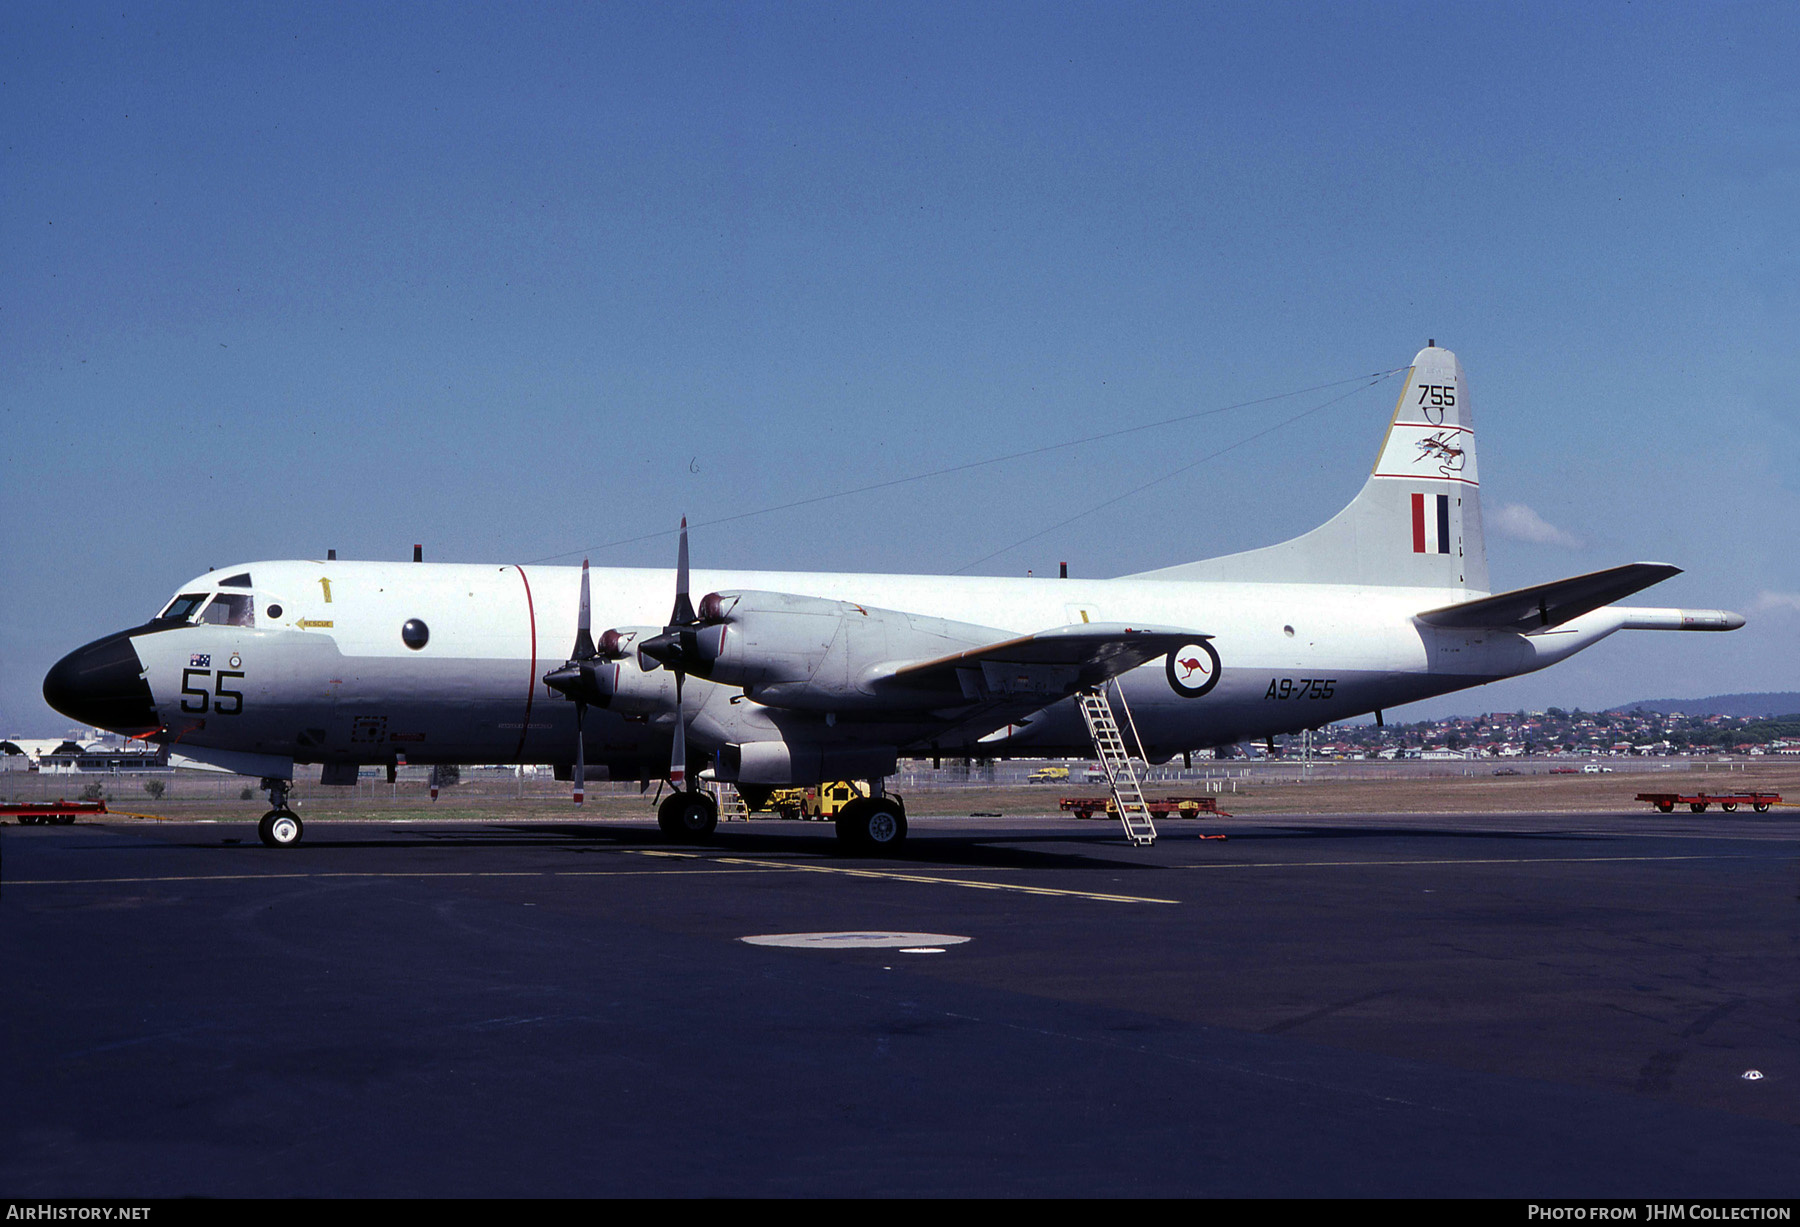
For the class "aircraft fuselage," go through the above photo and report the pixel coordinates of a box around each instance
[67,556,1639,782]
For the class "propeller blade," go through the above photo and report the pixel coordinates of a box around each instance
[670,670,686,788]
[573,558,595,661]
[670,517,696,627]
[573,702,586,805]
[652,519,693,791]
[544,560,603,702]
[561,559,594,805]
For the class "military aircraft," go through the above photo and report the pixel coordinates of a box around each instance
[43,345,1742,849]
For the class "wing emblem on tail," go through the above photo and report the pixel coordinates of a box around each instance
[1415,430,1467,475]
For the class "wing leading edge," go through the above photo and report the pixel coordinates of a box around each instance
[876,623,1201,698]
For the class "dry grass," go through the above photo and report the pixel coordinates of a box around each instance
[897,764,1800,818]
[1215,762,1800,815]
[17,761,1793,825]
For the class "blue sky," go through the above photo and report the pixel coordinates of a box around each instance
[4,1,1796,734]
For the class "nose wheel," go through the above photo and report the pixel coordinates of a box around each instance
[258,809,304,847]
[256,776,303,848]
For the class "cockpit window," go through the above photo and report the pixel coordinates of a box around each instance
[200,594,256,627]
[159,593,210,622]
[218,572,253,589]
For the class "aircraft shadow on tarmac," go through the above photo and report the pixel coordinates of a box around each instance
[1222,823,1616,844]
[121,818,1171,872]
[140,815,1621,873]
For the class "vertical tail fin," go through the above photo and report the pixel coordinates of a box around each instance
[1131,345,1488,591]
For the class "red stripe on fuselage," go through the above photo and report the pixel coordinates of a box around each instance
[1411,493,1427,553]
[513,565,537,763]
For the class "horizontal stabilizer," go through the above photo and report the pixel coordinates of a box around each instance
[1415,563,1682,632]
[877,624,1201,698]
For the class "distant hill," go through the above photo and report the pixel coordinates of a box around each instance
[1609,692,1800,719]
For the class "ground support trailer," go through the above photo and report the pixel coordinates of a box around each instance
[1635,791,1782,814]
[1060,796,1233,821]
[4,800,109,825]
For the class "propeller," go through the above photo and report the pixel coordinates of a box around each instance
[541,559,600,804]
[636,518,711,790]
[547,522,718,798]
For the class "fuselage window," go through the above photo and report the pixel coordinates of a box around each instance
[200,594,256,627]
[159,593,210,622]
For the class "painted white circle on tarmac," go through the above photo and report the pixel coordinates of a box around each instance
[741,931,971,950]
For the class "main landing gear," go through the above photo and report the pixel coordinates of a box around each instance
[657,789,719,842]
[257,776,304,848]
[834,794,907,853]
[652,784,908,852]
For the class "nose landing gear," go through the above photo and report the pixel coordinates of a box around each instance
[257,776,304,848]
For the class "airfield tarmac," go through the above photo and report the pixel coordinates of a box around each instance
[3,786,1798,1197]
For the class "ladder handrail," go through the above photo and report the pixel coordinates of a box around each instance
[1110,678,1153,767]
[1078,689,1157,846]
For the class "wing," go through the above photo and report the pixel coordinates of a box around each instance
[851,622,1201,750]
[864,622,1204,748]
[872,623,1200,699]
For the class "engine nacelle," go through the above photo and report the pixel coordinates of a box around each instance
[689,590,999,710]
[714,739,899,787]
[688,591,842,686]
[583,627,675,715]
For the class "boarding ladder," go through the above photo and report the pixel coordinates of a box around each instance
[707,781,750,822]
[1077,688,1157,846]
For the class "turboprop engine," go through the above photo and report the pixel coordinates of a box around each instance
[681,590,1005,713]
[555,627,677,716]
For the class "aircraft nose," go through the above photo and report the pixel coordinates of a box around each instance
[42,629,161,736]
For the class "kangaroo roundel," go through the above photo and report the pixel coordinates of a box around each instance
[1165,639,1221,698]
